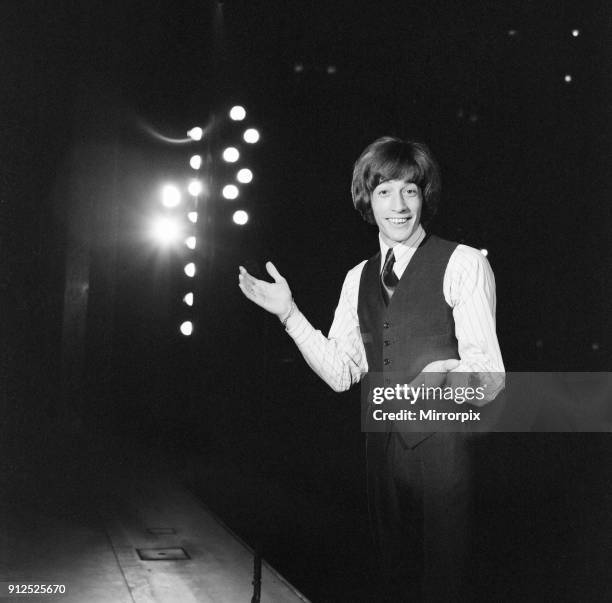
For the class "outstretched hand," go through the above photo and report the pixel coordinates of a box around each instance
[238,262,293,319]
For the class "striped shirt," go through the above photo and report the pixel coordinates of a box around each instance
[284,224,505,395]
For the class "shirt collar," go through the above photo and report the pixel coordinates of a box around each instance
[379,224,426,268]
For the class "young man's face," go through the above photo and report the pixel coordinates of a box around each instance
[371,179,423,247]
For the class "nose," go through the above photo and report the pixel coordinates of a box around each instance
[390,189,408,212]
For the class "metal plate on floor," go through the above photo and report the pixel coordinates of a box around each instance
[147,527,176,535]
[137,547,190,560]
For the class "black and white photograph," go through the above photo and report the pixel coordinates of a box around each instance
[2,1,610,601]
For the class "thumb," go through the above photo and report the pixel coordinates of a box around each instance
[266,261,285,283]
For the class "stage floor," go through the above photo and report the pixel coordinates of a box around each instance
[1,440,309,603]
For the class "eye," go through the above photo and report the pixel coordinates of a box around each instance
[376,187,390,196]
[403,187,418,197]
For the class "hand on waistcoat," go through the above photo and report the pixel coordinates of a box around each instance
[238,262,293,318]
[416,359,461,388]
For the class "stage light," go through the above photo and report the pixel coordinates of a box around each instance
[229,105,246,121]
[187,127,203,141]
[187,211,198,223]
[480,248,488,257]
[233,210,249,225]
[180,321,193,336]
[222,147,240,162]
[190,154,202,169]
[161,184,181,208]
[572,29,580,37]
[222,184,239,199]
[243,128,260,144]
[185,236,196,250]
[188,179,203,196]
[507,29,518,37]
[564,74,572,83]
[294,63,304,73]
[326,65,337,74]
[151,216,181,246]
[592,342,600,351]
[183,292,194,306]
[184,262,196,277]
[237,168,253,183]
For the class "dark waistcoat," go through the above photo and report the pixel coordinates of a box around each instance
[357,234,459,448]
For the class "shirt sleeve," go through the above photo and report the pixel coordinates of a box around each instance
[284,263,368,392]
[444,245,505,399]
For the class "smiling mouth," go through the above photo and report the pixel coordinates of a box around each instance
[386,217,411,225]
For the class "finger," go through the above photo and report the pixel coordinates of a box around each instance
[239,282,259,303]
[266,261,285,283]
[241,271,263,290]
[238,273,259,296]
[443,359,461,371]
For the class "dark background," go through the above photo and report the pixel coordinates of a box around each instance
[2,1,611,601]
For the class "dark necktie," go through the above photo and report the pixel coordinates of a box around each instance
[381,248,398,305]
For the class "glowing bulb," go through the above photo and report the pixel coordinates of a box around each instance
[188,180,203,196]
[326,65,337,74]
[564,74,572,83]
[184,262,196,277]
[222,147,240,162]
[237,168,253,183]
[571,29,580,37]
[151,216,181,245]
[161,184,181,208]
[190,154,202,169]
[183,292,194,306]
[233,210,249,225]
[185,236,196,250]
[187,127,203,141]
[187,212,198,223]
[180,321,193,336]
[480,248,488,257]
[229,105,246,121]
[222,184,239,200]
[243,128,260,143]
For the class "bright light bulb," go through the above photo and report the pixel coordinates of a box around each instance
[161,184,181,208]
[183,292,194,306]
[185,236,196,250]
[571,29,580,37]
[243,128,260,144]
[237,168,253,183]
[188,212,198,224]
[187,127,203,141]
[480,248,488,257]
[190,154,202,169]
[564,74,572,83]
[180,321,193,336]
[222,184,239,200]
[184,262,196,277]
[151,216,181,245]
[222,147,240,162]
[229,106,246,121]
[233,210,249,225]
[188,180,203,196]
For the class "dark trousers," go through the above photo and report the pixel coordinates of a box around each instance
[367,432,474,602]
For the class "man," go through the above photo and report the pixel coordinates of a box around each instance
[238,137,504,600]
